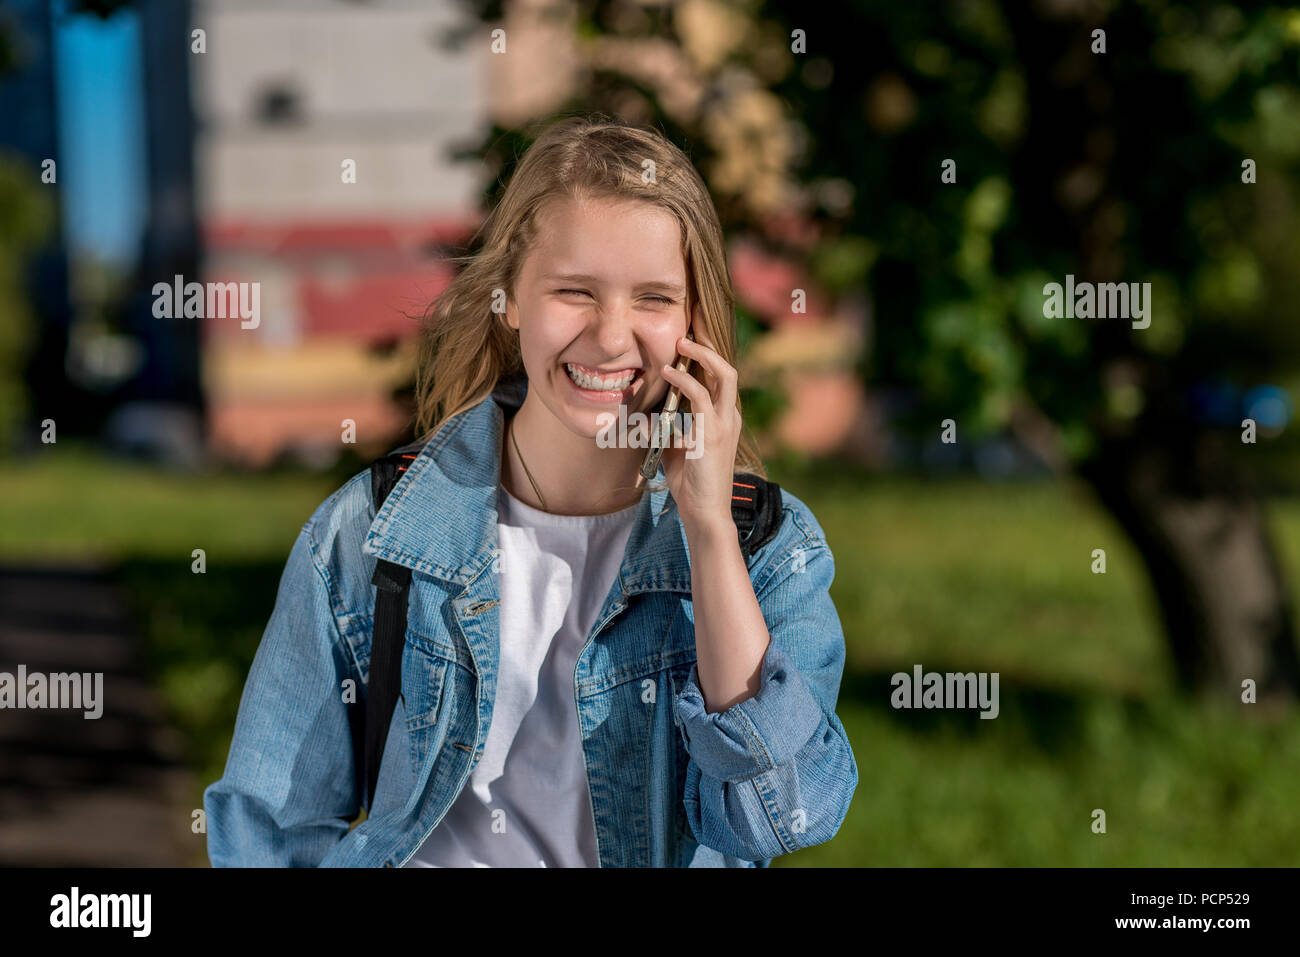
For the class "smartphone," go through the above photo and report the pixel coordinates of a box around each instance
[637,330,695,485]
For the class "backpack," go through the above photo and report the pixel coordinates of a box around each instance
[349,438,785,811]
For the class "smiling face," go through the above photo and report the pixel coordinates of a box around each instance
[505,193,694,441]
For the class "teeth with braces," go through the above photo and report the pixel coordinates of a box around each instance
[565,363,637,391]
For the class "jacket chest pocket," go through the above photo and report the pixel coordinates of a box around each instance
[401,629,473,772]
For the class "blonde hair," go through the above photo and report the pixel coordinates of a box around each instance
[412,112,766,484]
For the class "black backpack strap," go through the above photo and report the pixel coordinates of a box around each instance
[355,439,426,811]
[365,559,410,811]
[732,472,784,562]
[369,439,425,514]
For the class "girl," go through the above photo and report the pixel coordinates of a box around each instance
[205,114,858,868]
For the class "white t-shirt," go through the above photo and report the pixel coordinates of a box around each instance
[402,480,639,867]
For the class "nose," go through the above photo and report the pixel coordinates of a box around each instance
[589,295,639,362]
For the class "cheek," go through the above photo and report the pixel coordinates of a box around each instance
[642,376,672,409]
[658,319,692,363]
[646,337,677,370]
[525,310,583,358]
[518,320,561,366]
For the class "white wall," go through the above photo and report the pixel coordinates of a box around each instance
[191,0,487,221]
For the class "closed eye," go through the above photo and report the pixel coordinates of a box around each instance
[556,289,675,305]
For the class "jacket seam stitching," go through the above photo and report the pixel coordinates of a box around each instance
[654,601,682,866]
[732,701,776,775]
[303,523,359,683]
[752,771,794,855]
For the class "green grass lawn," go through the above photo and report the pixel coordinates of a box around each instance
[3,444,1299,866]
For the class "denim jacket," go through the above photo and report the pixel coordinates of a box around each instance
[204,372,858,867]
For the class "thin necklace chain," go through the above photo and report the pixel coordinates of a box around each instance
[508,417,549,512]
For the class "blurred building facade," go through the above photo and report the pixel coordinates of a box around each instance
[192,0,484,465]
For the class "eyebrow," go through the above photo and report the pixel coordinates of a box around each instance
[543,273,686,294]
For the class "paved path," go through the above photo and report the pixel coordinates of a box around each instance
[0,562,201,866]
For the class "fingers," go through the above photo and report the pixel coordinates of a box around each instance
[661,361,711,410]
[674,334,737,401]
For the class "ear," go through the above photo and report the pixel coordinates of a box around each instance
[505,296,519,332]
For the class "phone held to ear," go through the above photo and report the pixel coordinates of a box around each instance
[635,331,694,489]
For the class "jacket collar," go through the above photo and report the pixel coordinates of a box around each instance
[362,370,694,595]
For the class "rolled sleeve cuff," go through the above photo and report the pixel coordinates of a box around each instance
[674,639,825,782]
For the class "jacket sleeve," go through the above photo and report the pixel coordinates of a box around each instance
[203,522,362,866]
[673,535,858,862]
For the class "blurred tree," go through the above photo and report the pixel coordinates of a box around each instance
[765,0,1300,704]
[0,155,52,451]
[449,0,1300,702]
[0,3,56,453]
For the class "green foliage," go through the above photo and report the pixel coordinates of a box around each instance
[754,0,1300,452]
[808,235,878,296]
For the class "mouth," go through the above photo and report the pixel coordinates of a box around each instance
[563,361,643,398]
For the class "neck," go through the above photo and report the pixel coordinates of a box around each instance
[501,395,647,516]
